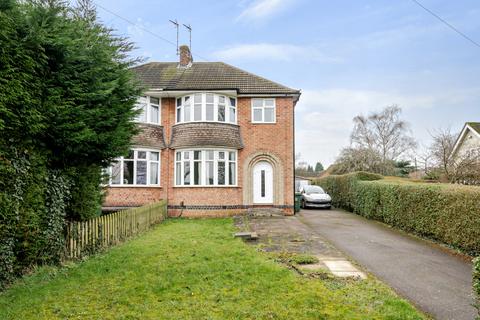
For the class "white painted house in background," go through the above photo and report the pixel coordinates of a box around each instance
[450,122,480,161]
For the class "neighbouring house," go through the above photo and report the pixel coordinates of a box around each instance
[103,45,301,217]
[451,122,480,161]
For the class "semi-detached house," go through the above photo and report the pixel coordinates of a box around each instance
[103,45,301,217]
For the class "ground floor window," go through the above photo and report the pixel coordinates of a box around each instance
[175,149,237,186]
[109,149,160,186]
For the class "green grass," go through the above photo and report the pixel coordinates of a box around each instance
[0,219,426,319]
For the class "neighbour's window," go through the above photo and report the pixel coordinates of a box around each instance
[135,96,161,124]
[251,98,276,123]
[176,93,236,124]
[175,149,237,186]
[109,149,160,186]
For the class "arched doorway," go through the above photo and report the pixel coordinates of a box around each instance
[253,161,273,204]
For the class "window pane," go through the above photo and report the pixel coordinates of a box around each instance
[177,98,182,107]
[265,99,274,107]
[136,160,147,185]
[176,163,181,185]
[265,107,275,122]
[229,162,236,185]
[137,151,147,159]
[194,104,202,121]
[206,161,214,185]
[176,152,181,161]
[218,104,225,122]
[184,105,190,122]
[149,162,159,185]
[125,150,134,159]
[111,161,121,185]
[183,151,190,160]
[150,105,159,123]
[150,97,160,105]
[176,107,181,122]
[206,151,214,160]
[218,161,225,185]
[253,99,263,108]
[253,108,262,122]
[194,94,202,103]
[150,152,159,161]
[194,161,201,185]
[184,162,190,185]
[206,103,214,121]
[123,160,134,184]
[229,107,236,123]
[218,95,225,104]
[206,93,214,103]
[229,98,236,107]
[218,151,225,160]
[194,151,201,160]
[261,170,265,197]
[229,152,236,161]
[135,103,146,122]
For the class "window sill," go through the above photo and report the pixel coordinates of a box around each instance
[173,185,239,188]
[251,121,277,124]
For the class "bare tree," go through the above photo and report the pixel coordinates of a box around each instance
[332,147,394,175]
[428,128,456,178]
[351,105,417,168]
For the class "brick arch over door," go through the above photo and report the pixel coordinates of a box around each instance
[243,151,284,206]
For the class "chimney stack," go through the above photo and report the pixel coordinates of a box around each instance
[179,45,192,68]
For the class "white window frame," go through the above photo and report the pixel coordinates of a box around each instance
[176,93,237,125]
[251,98,276,124]
[174,149,238,187]
[108,148,161,187]
[134,96,161,125]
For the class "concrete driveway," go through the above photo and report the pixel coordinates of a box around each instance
[298,209,476,320]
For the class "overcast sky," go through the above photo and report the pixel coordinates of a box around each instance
[95,0,480,167]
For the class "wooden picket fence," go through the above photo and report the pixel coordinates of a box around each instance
[64,200,167,260]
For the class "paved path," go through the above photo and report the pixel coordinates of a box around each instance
[298,209,476,320]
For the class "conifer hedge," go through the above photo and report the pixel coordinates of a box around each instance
[315,173,480,255]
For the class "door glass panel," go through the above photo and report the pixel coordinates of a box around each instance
[261,170,265,197]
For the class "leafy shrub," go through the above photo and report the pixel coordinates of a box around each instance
[315,173,480,255]
[290,254,319,265]
[474,257,480,317]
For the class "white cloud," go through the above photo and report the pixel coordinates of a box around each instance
[294,88,479,168]
[212,43,341,63]
[127,18,148,37]
[236,0,295,22]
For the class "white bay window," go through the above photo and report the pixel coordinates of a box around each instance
[109,149,160,186]
[176,93,236,124]
[135,96,161,125]
[175,149,237,186]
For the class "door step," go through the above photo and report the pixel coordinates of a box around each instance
[247,208,284,217]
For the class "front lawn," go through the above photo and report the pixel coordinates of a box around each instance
[0,219,425,319]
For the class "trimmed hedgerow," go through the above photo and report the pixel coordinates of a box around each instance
[315,173,480,255]
[474,257,480,318]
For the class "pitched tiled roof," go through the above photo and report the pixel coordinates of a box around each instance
[131,62,300,95]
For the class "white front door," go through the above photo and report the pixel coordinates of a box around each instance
[253,161,273,204]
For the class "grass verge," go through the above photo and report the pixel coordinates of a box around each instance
[0,218,425,319]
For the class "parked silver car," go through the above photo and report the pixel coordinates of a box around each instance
[299,185,332,209]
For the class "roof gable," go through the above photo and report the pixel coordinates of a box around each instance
[131,62,300,95]
[451,122,480,157]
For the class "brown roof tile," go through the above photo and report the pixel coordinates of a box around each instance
[169,122,244,149]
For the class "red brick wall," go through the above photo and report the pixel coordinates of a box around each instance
[104,96,295,216]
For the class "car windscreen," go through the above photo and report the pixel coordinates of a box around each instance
[303,186,324,194]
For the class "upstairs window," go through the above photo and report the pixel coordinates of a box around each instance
[109,149,160,186]
[135,96,161,124]
[252,98,276,123]
[176,93,236,124]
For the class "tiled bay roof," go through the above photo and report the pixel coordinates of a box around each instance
[131,62,300,95]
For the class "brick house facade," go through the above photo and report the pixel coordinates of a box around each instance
[103,46,300,217]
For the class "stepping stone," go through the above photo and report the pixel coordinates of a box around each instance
[323,260,367,279]
[234,232,258,240]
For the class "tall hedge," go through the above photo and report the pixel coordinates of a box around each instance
[474,257,480,318]
[0,0,140,288]
[315,173,480,255]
